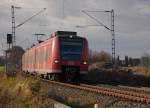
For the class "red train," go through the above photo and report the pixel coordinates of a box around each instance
[22,31,89,82]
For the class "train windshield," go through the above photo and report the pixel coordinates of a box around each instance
[60,38,83,60]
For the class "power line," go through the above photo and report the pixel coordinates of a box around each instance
[10,5,46,46]
[82,10,111,30]
[76,25,102,28]
[15,8,46,28]
[81,9,116,68]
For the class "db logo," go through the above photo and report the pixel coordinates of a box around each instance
[68,61,74,65]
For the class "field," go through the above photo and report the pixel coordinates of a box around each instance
[0,67,55,108]
[0,66,4,72]
[129,66,150,76]
[87,63,150,87]
[0,65,149,108]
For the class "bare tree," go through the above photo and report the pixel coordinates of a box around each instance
[89,50,111,64]
[99,51,111,62]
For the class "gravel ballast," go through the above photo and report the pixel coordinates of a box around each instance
[46,82,150,108]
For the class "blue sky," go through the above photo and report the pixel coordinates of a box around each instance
[0,0,150,58]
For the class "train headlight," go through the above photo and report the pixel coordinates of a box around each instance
[54,60,59,64]
[69,35,73,38]
[83,61,87,65]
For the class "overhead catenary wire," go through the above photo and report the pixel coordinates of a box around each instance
[15,8,46,28]
[82,10,111,31]
[81,10,116,67]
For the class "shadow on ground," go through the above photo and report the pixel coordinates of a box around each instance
[84,69,150,87]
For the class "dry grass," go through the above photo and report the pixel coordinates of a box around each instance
[87,63,150,87]
[88,62,106,71]
[0,71,54,108]
[129,66,150,76]
[0,66,4,72]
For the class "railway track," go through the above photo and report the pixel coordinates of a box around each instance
[41,78,150,104]
[81,84,150,104]
[114,85,150,95]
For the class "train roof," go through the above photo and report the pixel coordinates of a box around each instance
[55,31,77,36]
[27,31,85,50]
[51,31,85,40]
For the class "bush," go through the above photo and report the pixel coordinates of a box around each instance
[89,62,106,71]
[89,50,111,64]
[29,80,41,95]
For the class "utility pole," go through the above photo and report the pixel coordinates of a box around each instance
[11,5,22,46]
[80,9,116,68]
[11,6,15,47]
[111,9,115,65]
[11,5,46,46]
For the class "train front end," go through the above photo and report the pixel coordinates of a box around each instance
[53,31,89,82]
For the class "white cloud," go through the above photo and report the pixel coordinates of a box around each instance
[139,7,150,15]
[0,0,150,58]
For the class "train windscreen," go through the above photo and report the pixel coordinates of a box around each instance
[60,37,83,60]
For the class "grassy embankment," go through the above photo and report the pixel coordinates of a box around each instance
[129,66,150,76]
[0,66,54,108]
[87,63,150,87]
[0,67,97,108]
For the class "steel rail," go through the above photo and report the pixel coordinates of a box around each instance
[21,72,150,104]
[40,79,150,104]
[81,84,150,98]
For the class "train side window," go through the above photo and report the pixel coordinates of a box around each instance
[42,48,44,62]
[29,53,31,64]
[37,50,39,62]
[49,46,51,58]
[30,53,31,64]
[30,52,32,64]
[46,45,51,61]
[45,47,48,61]
[30,53,32,64]
[28,53,30,64]
[31,53,33,64]
[40,48,44,62]
[36,49,40,63]
[39,49,41,62]
[49,44,51,58]
[36,49,38,62]
[44,47,46,61]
